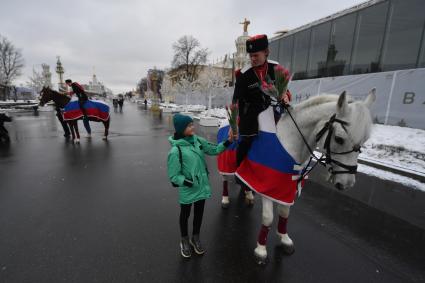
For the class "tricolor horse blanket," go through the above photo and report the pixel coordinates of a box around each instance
[63,99,110,121]
[217,107,306,206]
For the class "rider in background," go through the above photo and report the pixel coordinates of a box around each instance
[65,79,91,136]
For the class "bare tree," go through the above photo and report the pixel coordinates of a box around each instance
[27,64,52,92]
[0,35,24,85]
[137,77,148,97]
[172,35,208,82]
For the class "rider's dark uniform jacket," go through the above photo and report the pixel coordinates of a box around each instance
[232,60,279,136]
[71,82,88,101]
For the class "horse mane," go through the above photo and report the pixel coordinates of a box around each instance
[294,94,354,111]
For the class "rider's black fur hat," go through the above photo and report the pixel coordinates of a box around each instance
[246,34,268,53]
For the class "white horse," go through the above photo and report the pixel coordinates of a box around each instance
[250,89,376,263]
[220,89,375,263]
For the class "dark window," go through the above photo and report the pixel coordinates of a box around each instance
[308,22,331,78]
[292,29,311,80]
[351,2,389,74]
[382,0,425,71]
[327,13,357,76]
[420,28,425,67]
[278,36,294,71]
[268,40,280,62]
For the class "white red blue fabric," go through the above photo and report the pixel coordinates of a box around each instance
[217,107,306,205]
[63,100,110,121]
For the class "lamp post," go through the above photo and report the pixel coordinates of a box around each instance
[56,56,65,91]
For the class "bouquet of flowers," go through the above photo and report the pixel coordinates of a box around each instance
[261,65,291,102]
[225,103,239,137]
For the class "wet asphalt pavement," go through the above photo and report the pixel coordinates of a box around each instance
[0,103,424,283]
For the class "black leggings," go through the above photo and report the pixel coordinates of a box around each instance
[179,200,205,237]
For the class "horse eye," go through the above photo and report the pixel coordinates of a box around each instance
[335,136,344,145]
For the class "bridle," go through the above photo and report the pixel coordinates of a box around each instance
[280,103,361,181]
[314,113,361,175]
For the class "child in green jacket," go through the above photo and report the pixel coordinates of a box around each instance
[167,114,233,258]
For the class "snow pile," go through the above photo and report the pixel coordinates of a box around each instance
[186,105,206,112]
[0,99,37,104]
[361,124,425,175]
[200,108,228,119]
[357,164,425,191]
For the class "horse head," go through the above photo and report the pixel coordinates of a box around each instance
[318,88,376,190]
[39,86,52,106]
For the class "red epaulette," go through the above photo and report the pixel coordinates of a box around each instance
[235,69,241,78]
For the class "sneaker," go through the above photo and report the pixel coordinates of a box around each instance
[180,237,191,258]
[190,234,205,255]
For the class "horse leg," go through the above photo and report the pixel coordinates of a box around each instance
[243,184,254,205]
[102,118,110,140]
[74,120,80,143]
[221,175,229,209]
[68,121,75,141]
[254,197,274,263]
[277,204,295,255]
[56,110,70,137]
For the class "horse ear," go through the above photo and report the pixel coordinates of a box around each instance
[337,91,349,116]
[364,88,376,109]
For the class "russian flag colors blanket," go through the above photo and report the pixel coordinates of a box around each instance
[217,107,306,206]
[63,100,110,121]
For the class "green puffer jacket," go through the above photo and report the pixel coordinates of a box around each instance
[167,135,227,204]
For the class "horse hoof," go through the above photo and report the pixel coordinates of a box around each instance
[245,191,254,205]
[277,233,295,255]
[102,136,107,140]
[254,244,268,265]
[221,196,229,209]
[255,255,267,265]
[281,244,295,255]
[74,139,80,144]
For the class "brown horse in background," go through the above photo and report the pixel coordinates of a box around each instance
[39,87,110,143]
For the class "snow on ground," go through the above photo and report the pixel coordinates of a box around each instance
[361,124,425,175]
[0,99,37,104]
[201,108,228,119]
[358,164,425,192]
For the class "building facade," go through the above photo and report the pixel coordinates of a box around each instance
[269,0,425,79]
[268,0,425,129]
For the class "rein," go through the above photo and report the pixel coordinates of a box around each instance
[280,103,360,181]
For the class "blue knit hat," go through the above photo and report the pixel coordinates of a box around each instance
[173,114,193,135]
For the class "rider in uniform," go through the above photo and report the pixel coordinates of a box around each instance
[233,34,291,168]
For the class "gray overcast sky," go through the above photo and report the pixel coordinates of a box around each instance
[1,0,365,93]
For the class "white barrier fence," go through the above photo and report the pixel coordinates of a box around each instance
[288,68,425,129]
